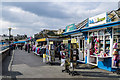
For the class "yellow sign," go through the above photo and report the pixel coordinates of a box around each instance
[50,41,53,44]
[63,40,68,44]
[71,39,77,43]
[43,54,46,58]
[36,38,46,42]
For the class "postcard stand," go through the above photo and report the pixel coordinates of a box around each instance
[48,42,56,65]
[62,42,70,73]
[62,50,70,73]
[68,43,79,76]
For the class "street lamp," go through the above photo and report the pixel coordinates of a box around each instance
[8,27,12,56]
[8,28,12,36]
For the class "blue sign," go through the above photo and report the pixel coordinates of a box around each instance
[65,24,77,32]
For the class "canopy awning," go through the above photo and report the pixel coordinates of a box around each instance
[81,21,120,32]
[36,38,46,42]
[62,21,120,35]
[14,41,26,44]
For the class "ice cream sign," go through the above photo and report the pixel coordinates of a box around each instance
[89,12,107,27]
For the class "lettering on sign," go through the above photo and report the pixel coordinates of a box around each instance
[89,13,106,27]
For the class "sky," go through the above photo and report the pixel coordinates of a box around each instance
[0,1,119,37]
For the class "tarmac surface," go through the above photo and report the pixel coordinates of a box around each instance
[1,49,120,80]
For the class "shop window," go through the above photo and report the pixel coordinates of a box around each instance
[112,27,120,68]
[98,30,104,55]
[105,35,110,56]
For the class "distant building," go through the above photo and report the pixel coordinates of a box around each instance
[57,29,64,34]
[13,34,27,41]
[40,29,58,35]
[34,29,60,39]
[0,35,9,42]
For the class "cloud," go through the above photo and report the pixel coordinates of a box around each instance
[1,0,120,2]
[0,19,18,35]
[52,2,118,20]
[0,19,16,29]
[2,6,44,23]
[2,2,71,19]
[1,2,118,36]
[1,5,49,36]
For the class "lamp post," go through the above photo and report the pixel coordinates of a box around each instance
[8,27,12,56]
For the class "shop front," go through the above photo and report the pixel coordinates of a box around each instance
[35,37,62,63]
[71,33,85,63]
[81,12,120,71]
[62,23,86,64]
[62,10,120,71]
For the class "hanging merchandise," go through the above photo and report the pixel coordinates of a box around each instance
[62,43,70,73]
[48,43,56,65]
[68,43,79,76]
[113,49,118,55]
[94,38,99,55]
[113,54,119,66]
[100,51,104,57]
[33,46,36,52]
[51,50,55,62]
[37,48,40,54]
[90,49,93,55]
[113,43,118,49]
[46,48,50,62]
[89,38,93,49]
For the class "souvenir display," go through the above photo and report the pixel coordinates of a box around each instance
[112,32,120,68]
[62,41,70,73]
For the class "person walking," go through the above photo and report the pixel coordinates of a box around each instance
[21,43,23,50]
[30,42,33,51]
[28,42,30,53]
[25,42,27,51]
[13,43,16,50]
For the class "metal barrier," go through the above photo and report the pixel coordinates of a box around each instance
[0,48,10,62]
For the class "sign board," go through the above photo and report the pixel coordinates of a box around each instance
[89,12,106,27]
[71,38,77,43]
[50,41,53,44]
[43,54,46,58]
[65,24,77,32]
[63,40,68,44]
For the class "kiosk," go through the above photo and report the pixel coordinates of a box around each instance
[69,38,79,76]
[62,9,120,72]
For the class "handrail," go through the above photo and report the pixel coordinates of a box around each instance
[0,48,9,54]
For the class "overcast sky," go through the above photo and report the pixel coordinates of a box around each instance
[0,2,119,36]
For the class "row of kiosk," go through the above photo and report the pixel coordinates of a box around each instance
[32,9,120,75]
[32,36,80,76]
[62,10,120,74]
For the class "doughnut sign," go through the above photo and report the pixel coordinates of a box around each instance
[89,12,107,27]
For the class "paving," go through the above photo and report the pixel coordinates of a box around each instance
[1,49,120,79]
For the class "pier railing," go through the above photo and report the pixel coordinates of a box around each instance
[0,48,10,62]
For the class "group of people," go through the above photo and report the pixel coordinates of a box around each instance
[11,41,33,54]
[12,43,24,50]
[24,41,33,53]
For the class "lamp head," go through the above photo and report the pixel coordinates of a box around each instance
[8,27,12,30]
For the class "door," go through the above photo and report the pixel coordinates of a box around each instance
[79,38,84,61]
